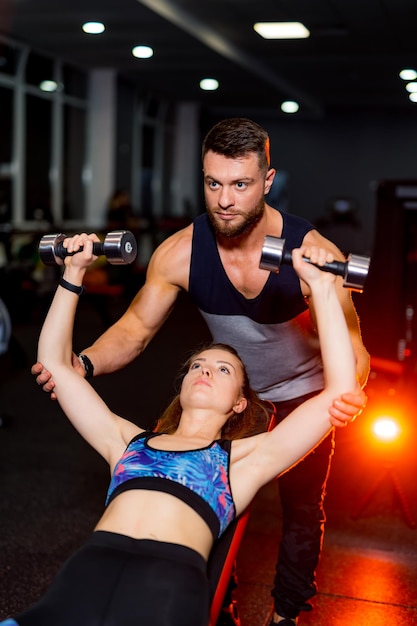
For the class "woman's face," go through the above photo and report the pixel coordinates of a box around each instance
[180,348,247,416]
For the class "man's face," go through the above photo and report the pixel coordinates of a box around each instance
[203,151,272,238]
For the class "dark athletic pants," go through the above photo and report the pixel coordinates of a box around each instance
[10,531,209,626]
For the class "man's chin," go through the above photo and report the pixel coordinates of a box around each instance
[217,219,261,239]
[214,222,244,238]
[208,213,242,236]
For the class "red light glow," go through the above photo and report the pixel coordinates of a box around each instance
[372,417,400,442]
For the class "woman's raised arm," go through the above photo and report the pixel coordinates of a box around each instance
[37,234,140,462]
[233,246,358,498]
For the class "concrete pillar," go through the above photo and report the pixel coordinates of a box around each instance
[171,102,200,216]
[85,69,116,228]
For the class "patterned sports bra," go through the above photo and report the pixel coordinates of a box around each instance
[106,431,236,539]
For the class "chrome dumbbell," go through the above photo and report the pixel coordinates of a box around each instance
[39,230,137,266]
[260,236,370,292]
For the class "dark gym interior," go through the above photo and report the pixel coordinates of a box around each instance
[1,204,417,624]
[2,1,417,624]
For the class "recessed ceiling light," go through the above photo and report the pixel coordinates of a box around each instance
[82,22,105,35]
[39,80,59,92]
[405,82,417,93]
[281,100,300,113]
[200,78,219,91]
[399,68,417,81]
[409,92,417,103]
[253,22,310,39]
[132,45,154,59]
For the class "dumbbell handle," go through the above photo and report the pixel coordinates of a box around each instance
[55,240,106,259]
[281,249,348,277]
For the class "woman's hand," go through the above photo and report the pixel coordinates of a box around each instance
[60,232,101,287]
[291,245,337,287]
[62,232,101,271]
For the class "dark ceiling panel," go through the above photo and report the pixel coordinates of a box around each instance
[1,0,417,117]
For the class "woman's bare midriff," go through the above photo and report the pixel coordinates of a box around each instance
[94,489,214,560]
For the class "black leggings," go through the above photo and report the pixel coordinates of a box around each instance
[13,531,209,626]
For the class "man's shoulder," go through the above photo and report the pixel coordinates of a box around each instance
[149,223,193,289]
[282,210,314,232]
[157,222,194,255]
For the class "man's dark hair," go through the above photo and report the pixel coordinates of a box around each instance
[202,118,270,173]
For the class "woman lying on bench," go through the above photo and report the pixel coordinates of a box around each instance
[2,232,358,626]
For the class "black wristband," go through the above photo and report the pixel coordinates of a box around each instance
[59,277,84,296]
[78,353,94,380]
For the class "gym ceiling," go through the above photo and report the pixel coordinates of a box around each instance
[2,0,417,118]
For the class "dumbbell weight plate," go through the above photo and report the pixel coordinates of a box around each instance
[259,235,285,272]
[103,230,137,265]
[39,233,67,266]
[344,254,370,292]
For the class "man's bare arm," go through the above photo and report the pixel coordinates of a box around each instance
[79,226,193,375]
[32,226,193,391]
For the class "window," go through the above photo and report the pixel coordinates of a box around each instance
[25,94,53,222]
[0,40,20,76]
[0,86,13,224]
[0,38,88,227]
[63,104,86,220]
[63,65,87,99]
[25,51,54,89]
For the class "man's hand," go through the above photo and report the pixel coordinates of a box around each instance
[31,353,86,400]
[328,388,367,428]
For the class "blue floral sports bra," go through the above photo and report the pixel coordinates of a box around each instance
[106,431,236,538]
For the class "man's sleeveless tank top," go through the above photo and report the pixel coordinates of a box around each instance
[188,212,324,402]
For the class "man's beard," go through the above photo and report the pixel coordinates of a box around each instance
[206,198,265,239]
